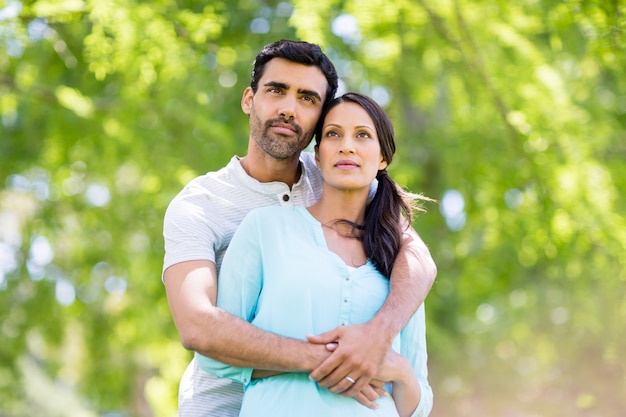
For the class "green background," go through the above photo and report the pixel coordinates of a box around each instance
[1,0,625,416]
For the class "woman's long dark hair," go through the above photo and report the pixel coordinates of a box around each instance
[314,93,431,278]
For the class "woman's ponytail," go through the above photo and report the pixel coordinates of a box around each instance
[363,170,416,278]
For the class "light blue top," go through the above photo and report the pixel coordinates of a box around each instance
[197,206,433,417]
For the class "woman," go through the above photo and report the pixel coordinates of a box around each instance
[199,93,433,416]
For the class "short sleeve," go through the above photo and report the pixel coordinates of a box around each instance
[162,183,224,275]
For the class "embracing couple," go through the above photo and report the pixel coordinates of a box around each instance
[163,39,436,417]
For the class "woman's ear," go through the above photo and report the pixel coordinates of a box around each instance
[241,87,254,114]
[314,145,320,166]
[378,156,388,171]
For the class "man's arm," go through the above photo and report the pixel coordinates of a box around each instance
[167,260,387,409]
[369,227,436,344]
[164,259,330,370]
[308,227,436,397]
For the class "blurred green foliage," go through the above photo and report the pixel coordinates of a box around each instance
[1,0,625,416]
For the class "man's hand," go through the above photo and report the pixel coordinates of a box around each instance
[251,343,386,410]
[307,322,393,397]
[310,341,386,409]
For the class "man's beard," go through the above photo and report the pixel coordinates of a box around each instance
[250,114,313,160]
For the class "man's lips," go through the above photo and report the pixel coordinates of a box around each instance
[270,122,297,135]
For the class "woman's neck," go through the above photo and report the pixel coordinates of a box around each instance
[308,186,370,268]
[307,186,369,226]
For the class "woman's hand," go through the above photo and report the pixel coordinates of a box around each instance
[376,350,421,417]
[376,349,412,384]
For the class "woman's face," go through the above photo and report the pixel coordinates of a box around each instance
[315,102,388,192]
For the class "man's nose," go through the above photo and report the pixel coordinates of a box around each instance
[279,96,296,120]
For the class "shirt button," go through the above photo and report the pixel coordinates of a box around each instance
[282,194,290,202]
[343,298,348,303]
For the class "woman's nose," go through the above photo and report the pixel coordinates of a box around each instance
[339,138,355,154]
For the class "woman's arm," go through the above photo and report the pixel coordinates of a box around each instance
[376,351,421,417]
[377,304,433,417]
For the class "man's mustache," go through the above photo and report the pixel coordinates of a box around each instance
[265,118,303,135]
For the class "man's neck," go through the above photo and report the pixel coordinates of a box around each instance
[240,153,302,189]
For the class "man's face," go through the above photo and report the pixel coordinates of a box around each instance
[242,58,328,160]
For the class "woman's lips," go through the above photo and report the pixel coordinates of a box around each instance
[335,160,359,169]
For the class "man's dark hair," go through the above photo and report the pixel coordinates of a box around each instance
[250,39,338,106]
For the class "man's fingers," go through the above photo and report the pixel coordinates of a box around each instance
[313,360,362,394]
[315,363,350,387]
[306,328,340,344]
[327,374,361,394]
[309,353,342,382]
[311,356,377,394]
[339,376,369,397]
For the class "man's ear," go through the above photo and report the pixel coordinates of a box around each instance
[241,87,254,115]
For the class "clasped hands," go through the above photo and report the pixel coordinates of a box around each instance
[250,323,395,409]
[306,323,394,410]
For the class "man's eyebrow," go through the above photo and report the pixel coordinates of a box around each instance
[263,81,322,102]
[264,81,288,90]
[298,88,322,102]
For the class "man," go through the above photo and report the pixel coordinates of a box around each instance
[163,40,436,416]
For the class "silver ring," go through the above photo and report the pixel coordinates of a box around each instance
[345,376,356,384]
